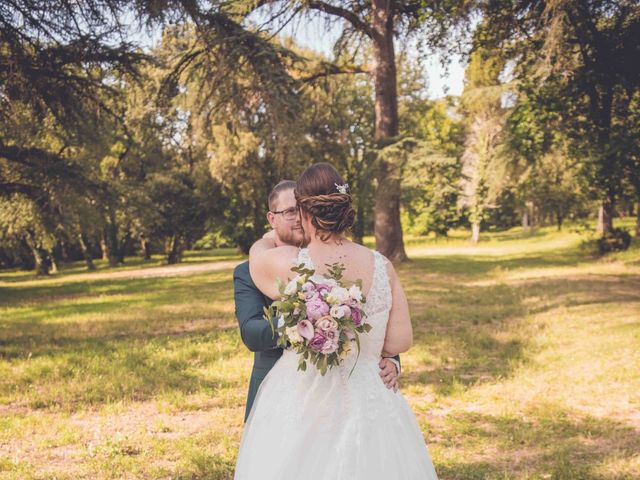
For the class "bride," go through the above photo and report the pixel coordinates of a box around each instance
[234,163,438,479]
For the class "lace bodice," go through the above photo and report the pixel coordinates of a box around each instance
[295,247,392,362]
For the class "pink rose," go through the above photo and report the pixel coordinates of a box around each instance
[309,331,327,351]
[324,328,339,341]
[317,328,339,354]
[321,338,339,354]
[351,308,362,326]
[306,295,329,321]
[316,315,338,332]
[301,282,315,292]
[297,319,315,341]
[316,283,332,297]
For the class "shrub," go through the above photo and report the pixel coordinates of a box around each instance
[597,228,631,254]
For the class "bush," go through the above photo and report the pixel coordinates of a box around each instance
[193,231,234,250]
[597,228,632,254]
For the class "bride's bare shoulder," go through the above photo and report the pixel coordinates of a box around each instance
[346,241,376,258]
[272,245,299,260]
[251,245,298,269]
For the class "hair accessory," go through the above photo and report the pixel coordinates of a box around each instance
[335,183,349,194]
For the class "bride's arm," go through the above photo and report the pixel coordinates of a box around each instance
[381,262,413,357]
[248,231,278,258]
[249,244,299,300]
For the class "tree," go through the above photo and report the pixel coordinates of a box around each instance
[459,46,510,243]
[481,0,640,235]
[300,55,377,243]
[230,0,471,261]
[505,81,593,231]
[0,196,56,275]
[402,148,461,237]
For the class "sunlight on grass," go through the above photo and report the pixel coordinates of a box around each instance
[0,226,638,479]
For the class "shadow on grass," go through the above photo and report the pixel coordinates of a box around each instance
[0,327,245,411]
[0,272,246,411]
[403,244,591,277]
[402,261,640,396]
[0,270,234,308]
[435,404,640,479]
[0,248,242,283]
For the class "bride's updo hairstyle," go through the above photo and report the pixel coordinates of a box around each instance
[295,163,355,241]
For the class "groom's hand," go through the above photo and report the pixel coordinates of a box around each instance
[379,358,399,392]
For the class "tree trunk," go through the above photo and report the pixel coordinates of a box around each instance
[24,232,50,276]
[105,212,120,267]
[636,200,640,238]
[371,0,407,262]
[596,205,604,234]
[471,222,480,244]
[352,206,364,245]
[601,196,615,235]
[78,232,96,270]
[100,235,109,261]
[556,211,563,231]
[117,231,132,264]
[167,235,181,264]
[522,211,529,232]
[140,233,151,260]
[49,253,59,274]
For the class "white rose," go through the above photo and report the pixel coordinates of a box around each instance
[286,325,303,344]
[330,304,345,319]
[277,314,285,329]
[284,277,299,295]
[327,286,349,304]
[348,285,363,302]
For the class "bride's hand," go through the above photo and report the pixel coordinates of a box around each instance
[249,235,278,261]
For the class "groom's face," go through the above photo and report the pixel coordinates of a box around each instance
[270,189,305,246]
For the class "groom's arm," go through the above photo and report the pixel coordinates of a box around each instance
[387,355,401,373]
[234,263,279,352]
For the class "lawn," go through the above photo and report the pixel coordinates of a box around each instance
[1,226,639,479]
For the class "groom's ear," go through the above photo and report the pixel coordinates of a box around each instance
[266,211,276,228]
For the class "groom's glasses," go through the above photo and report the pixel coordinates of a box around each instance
[271,207,298,221]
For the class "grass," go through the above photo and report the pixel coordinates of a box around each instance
[1,225,639,479]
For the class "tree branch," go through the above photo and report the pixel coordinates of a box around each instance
[306,1,373,38]
[300,62,369,83]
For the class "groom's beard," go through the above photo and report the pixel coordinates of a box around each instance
[279,227,307,248]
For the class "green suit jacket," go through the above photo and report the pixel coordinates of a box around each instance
[234,261,282,421]
[233,259,401,422]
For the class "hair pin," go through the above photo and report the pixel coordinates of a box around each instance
[335,183,349,194]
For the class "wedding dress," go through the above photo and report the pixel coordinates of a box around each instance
[234,248,439,479]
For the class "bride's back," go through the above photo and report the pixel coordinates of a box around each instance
[304,240,377,296]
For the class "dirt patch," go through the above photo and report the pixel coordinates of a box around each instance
[0,260,243,287]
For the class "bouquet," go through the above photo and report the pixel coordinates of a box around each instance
[264,262,372,375]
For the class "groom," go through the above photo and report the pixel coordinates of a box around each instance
[234,180,401,422]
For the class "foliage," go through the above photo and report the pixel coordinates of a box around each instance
[597,227,632,254]
[480,0,640,233]
[459,46,511,239]
[402,147,461,236]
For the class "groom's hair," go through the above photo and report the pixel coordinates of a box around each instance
[268,180,296,211]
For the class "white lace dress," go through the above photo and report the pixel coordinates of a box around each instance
[234,249,439,480]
